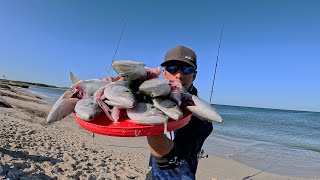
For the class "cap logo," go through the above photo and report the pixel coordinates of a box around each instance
[185,56,194,61]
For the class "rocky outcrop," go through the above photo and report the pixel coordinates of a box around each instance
[0,99,12,108]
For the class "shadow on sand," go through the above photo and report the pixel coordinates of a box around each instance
[0,147,62,179]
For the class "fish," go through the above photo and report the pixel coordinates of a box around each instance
[127,102,168,125]
[94,81,135,122]
[112,60,147,81]
[69,71,110,99]
[46,90,79,123]
[74,97,102,121]
[47,70,130,124]
[103,81,135,108]
[71,79,110,99]
[139,78,171,97]
[182,93,223,123]
[46,72,111,123]
[47,61,223,132]
[152,98,183,120]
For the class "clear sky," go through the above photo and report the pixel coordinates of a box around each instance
[0,0,319,112]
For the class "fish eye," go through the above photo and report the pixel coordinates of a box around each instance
[151,106,155,109]
[124,89,130,93]
[172,104,176,107]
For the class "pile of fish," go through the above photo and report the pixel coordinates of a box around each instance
[46,60,223,132]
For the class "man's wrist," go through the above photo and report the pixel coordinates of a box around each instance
[147,134,174,157]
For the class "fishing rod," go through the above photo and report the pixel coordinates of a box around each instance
[209,24,224,104]
[107,19,129,74]
[93,20,128,141]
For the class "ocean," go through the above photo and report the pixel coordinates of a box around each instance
[23,86,68,103]
[25,86,320,177]
[205,105,320,177]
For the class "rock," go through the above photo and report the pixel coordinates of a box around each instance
[36,96,42,99]
[0,84,11,90]
[88,174,96,180]
[0,101,12,108]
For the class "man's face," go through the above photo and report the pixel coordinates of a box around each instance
[162,62,197,90]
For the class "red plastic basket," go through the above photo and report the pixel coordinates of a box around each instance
[74,110,192,137]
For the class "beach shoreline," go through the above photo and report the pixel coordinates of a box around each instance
[0,84,318,179]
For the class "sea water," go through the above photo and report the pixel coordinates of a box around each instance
[24,86,67,103]
[205,105,320,177]
[25,86,320,177]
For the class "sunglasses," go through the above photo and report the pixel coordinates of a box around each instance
[164,65,196,75]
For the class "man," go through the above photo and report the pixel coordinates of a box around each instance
[147,46,213,179]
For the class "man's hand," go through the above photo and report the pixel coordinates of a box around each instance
[147,134,174,157]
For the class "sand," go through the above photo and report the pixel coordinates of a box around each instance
[0,85,318,180]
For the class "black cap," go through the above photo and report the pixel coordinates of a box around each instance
[161,46,197,68]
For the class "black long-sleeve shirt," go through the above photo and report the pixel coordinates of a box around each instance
[149,85,213,179]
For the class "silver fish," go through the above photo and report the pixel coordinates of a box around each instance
[182,94,223,123]
[46,90,79,123]
[74,97,101,121]
[139,78,171,97]
[112,60,147,81]
[72,79,110,99]
[69,71,110,99]
[152,98,183,120]
[127,102,168,125]
[94,81,135,122]
[46,73,110,123]
[103,81,135,108]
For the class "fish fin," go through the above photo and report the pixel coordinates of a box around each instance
[111,107,121,123]
[46,97,78,123]
[163,117,168,134]
[96,99,115,122]
[70,71,80,84]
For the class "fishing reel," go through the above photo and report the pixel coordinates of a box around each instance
[199,149,208,159]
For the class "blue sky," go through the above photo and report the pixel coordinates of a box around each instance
[0,0,319,112]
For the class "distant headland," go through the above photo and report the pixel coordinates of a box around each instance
[0,79,66,89]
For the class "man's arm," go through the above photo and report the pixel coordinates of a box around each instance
[147,134,174,157]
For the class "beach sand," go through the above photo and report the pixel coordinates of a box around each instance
[0,85,317,180]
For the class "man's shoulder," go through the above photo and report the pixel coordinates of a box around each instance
[188,85,198,96]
